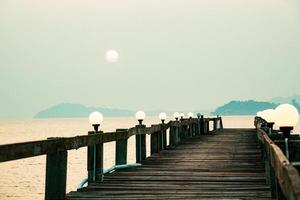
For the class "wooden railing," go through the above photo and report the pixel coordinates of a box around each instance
[255,117,300,200]
[0,116,223,200]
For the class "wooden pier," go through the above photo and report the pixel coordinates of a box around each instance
[1,116,300,200]
[68,128,271,199]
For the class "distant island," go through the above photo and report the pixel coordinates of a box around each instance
[212,99,300,116]
[211,100,277,115]
[270,95,300,104]
[34,103,135,118]
[35,96,300,118]
[34,103,180,118]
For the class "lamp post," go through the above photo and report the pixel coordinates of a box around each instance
[159,112,167,150]
[136,111,145,125]
[274,104,299,159]
[197,113,201,135]
[171,112,180,145]
[187,112,194,137]
[88,112,104,183]
[159,112,167,124]
[173,112,180,121]
[187,112,194,119]
[89,112,104,132]
[135,111,146,163]
[180,113,185,120]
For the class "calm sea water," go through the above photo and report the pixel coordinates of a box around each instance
[0,116,299,200]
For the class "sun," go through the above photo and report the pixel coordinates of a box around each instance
[105,49,119,63]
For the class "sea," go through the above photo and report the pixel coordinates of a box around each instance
[0,116,299,200]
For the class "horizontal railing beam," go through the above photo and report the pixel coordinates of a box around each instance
[0,130,127,162]
[257,128,300,200]
[0,117,221,163]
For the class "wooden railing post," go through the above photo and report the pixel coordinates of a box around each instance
[191,121,194,137]
[205,120,209,133]
[151,131,159,155]
[136,124,146,163]
[158,122,165,151]
[161,123,167,149]
[178,121,182,142]
[213,118,218,131]
[197,118,201,135]
[200,115,205,134]
[204,120,207,133]
[193,121,197,136]
[87,131,103,184]
[219,117,224,130]
[179,119,186,140]
[115,129,128,165]
[175,122,180,144]
[170,121,179,146]
[45,138,67,200]
[169,124,174,146]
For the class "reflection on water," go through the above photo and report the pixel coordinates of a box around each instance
[0,116,299,200]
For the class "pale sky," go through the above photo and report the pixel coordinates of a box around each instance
[0,0,300,118]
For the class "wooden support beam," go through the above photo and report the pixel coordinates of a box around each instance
[158,127,164,151]
[115,129,128,165]
[219,117,224,130]
[150,132,159,155]
[213,119,218,131]
[45,149,67,200]
[200,115,205,134]
[87,132,103,184]
[136,125,146,163]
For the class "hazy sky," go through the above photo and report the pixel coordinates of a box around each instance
[1,0,300,118]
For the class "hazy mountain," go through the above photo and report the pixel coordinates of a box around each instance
[34,103,135,118]
[35,97,300,118]
[34,103,211,118]
[270,95,300,104]
[212,100,278,116]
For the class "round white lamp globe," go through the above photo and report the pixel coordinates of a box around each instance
[274,104,299,128]
[187,112,194,118]
[180,113,185,118]
[173,112,180,120]
[105,49,119,63]
[263,109,276,123]
[256,111,262,117]
[159,112,167,121]
[89,111,104,125]
[135,111,146,121]
[259,110,269,121]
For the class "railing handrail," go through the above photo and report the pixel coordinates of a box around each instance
[0,117,221,163]
[255,118,300,200]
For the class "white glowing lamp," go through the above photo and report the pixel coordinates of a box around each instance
[259,110,269,121]
[159,112,167,121]
[197,113,201,118]
[187,112,194,118]
[135,111,146,121]
[180,113,185,118]
[105,49,119,63]
[173,112,180,120]
[256,111,263,118]
[275,104,299,128]
[89,112,104,132]
[263,109,276,123]
[89,112,104,125]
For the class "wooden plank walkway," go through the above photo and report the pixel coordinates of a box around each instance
[67,128,271,200]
